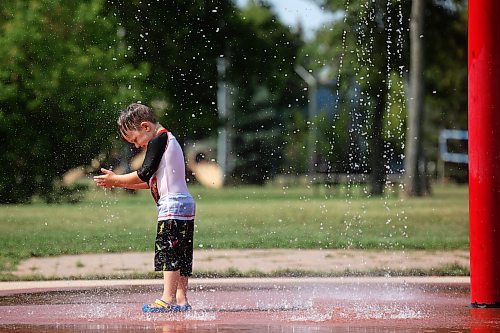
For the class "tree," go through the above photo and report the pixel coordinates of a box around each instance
[306,0,467,194]
[105,0,235,140]
[106,0,303,183]
[0,0,144,203]
[404,0,428,196]
[304,0,409,195]
[227,2,303,183]
[403,0,468,195]
[422,1,467,183]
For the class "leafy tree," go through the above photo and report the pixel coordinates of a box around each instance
[104,0,233,140]
[303,0,467,194]
[405,0,467,196]
[227,2,303,183]
[0,0,144,203]
[106,0,303,183]
[301,0,409,195]
[422,1,467,183]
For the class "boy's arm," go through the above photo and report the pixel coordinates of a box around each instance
[94,131,168,189]
[137,132,167,183]
[94,168,147,189]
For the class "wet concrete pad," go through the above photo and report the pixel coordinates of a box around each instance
[0,278,499,332]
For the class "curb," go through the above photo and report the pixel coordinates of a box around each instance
[0,276,470,293]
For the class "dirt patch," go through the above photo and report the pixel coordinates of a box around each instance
[12,249,470,279]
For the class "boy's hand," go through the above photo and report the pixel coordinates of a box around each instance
[93,168,116,188]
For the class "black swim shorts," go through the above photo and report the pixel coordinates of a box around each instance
[154,219,194,276]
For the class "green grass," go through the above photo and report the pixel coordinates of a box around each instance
[0,183,469,273]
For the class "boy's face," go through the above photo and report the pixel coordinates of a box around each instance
[122,121,156,149]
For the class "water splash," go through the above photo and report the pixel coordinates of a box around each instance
[338,302,427,320]
[101,188,119,225]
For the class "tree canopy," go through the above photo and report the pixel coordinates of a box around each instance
[301,0,467,193]
[0,0,144,203]
[0,0,468,202]
[106,0,303,183]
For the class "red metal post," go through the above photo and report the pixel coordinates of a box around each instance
[468,0,500,307]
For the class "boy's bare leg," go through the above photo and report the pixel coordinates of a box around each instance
[161,271,179,303]
[176,276,189,305]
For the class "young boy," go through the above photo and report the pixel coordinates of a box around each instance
[94,103,195,313]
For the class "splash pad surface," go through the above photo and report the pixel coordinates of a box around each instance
[0,277,498,332]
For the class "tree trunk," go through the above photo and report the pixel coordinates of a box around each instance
[370,76,388,196]
[404,0,429,196]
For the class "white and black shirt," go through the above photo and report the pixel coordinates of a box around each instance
[138,129,195,221]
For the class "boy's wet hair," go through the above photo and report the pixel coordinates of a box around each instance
[117,103,157,138]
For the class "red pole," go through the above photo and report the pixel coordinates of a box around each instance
[468,0,500,307]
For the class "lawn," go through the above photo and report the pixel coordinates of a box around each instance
[0,183,469,273]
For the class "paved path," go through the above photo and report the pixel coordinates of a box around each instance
[13,249,470,279]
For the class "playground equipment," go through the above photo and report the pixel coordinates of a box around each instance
[468,0,500,307]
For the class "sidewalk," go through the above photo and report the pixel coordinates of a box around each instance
[13,249,470,279]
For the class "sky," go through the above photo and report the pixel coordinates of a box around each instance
[235,0,336,39]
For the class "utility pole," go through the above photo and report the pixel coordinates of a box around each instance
[217,56,233,184]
